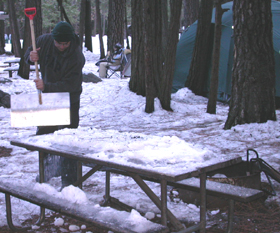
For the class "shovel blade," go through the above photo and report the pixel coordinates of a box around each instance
[11,93,70,127]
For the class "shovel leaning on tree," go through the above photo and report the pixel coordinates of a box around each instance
[10,7,70,127]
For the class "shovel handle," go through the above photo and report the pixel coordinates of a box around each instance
[24,7,36,20]
[25,7,42,104]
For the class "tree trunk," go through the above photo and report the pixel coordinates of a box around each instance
[124,0,130,50]
[79,0,86,48]
[143,0,162,113]
[207,0,228,114]
[57,0,71,24]
[161,0,168,63]
[224,0,276,129]
[129,0,146,96]
[85,0,92,52]
[18,0,42,80]
[7,0,22,57]
[107,0,113,51]
[183,0,199,28]
[107,0,125,54]
[0,1,5,54]
[186,0,213,95]
[159,0,182,111]
[96,0,105,58]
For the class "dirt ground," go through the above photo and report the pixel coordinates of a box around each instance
[1,146,280,233]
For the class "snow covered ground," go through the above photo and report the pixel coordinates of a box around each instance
[1,37,280,232]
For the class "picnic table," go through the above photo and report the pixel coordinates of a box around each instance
[3,58,38,77]
[4,130,248,233]
[3,58,20,77]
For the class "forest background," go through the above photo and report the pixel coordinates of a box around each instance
[0,0,279,131]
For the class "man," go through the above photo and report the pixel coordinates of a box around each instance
[24,21,85,189]
[98,43,123,78]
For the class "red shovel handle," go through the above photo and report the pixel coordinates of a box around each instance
[24,7,36,20]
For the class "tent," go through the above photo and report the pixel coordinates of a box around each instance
[173,0,280,102]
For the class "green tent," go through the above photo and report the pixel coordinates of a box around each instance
[173,0,280,102]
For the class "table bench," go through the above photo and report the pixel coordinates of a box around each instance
[3,66,37,78]
[0,180,169,233]
[100,167,264,233]
[3,58,38,77]
[3,58,20,77]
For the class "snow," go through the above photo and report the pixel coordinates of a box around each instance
[0,36,280,232]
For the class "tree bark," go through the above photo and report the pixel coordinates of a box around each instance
[79,0,86,48]
[185,0,213,95]
[85,0,92,52]
[207,0,228,114]
[107,0,125,54]
[183,0,199,28]
[96,0,105,58]
[159,0,182,111]
[129,0,146,96]
[143,0,162,113]
[124,0,130,50]
[224,0,276,129]
[18,0,42,80]
[57,0,71,24]
[0,0,5,54]
[7,0,22,57]
[161,0,168,63]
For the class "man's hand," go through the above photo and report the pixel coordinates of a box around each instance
[34,79,44,91]
[30,48,40,62]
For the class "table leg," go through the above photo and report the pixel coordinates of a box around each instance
[77,161,82,189]
[8,63,12,78]
[99,170,111,206]
[73,164,102,188]
[130,173,184,231]
[200,172,207,233]
[5,193,31,231]
[161,179,167,226]
[37,151,46,225]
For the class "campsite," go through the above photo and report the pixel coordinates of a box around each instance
[173,0,280,104]
[1,1,280,233]
[0,35,279,232]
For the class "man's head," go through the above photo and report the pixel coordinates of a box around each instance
[52,21,75,51]
[114,43,122,50]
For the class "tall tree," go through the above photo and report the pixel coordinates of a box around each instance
[161,0,168,63]
[57,0,71,24]
[224,0,276,129]
[96,0,105,58]
[182,0,199,28]
[7,0,21,57]
[79,0,86,48]
[18,0,42,80]
[185,0,214,95]
[0,0,5,54]
[129,0,146,96]
[143,0,162,113]
[207,0,228,114]
[124,0,130,49]
[159,0,182,111]
[107,0,125,53]
[85,0,92,51]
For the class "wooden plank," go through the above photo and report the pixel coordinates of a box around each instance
[0,180,169,233]
[96,167,263,203]
[4,58,20,64]
[173,178,264,203]
[10,138,242,183]
[4,67,36,71]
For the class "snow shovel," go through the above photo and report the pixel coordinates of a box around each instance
[10,7,70,127]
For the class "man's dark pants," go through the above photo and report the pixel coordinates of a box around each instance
[36,101,80,188]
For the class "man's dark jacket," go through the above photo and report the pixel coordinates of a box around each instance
[24,34,85,104]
